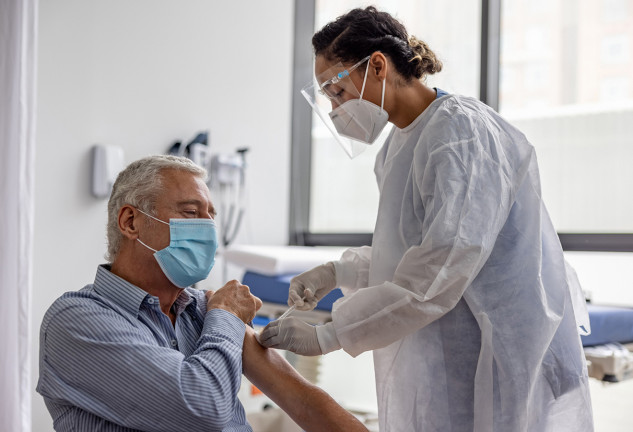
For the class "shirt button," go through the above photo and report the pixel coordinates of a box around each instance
[148,298,155,304]
[171,339,178,347]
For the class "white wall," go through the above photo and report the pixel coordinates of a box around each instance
[565,251,633,307]
[32,1,294,430]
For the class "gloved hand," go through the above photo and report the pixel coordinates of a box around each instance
[258,316,322,356]
[288,262,337,311]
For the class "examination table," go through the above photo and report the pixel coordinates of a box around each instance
[582,304,633,382]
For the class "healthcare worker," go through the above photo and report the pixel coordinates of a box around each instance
[260,6,594,432]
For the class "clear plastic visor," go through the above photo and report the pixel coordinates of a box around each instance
[301,57,376,158]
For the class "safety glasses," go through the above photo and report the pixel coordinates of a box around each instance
[318,56,371,102]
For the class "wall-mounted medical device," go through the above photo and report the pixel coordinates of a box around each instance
[91,144,124,199]
[168,131,249,248]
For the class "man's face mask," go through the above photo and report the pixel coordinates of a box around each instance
[301,55,390,158]
[136,208,218,288]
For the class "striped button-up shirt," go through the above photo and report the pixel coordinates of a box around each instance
[37,265,252,432]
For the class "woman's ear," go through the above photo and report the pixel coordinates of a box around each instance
[118,205,140,240]
[369,52,388,81]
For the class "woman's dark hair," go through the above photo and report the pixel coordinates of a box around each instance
[312,6,442,81]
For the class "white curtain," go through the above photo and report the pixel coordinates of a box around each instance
[0,0,38,431]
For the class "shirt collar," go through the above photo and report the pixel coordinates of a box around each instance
[93,265,150,316]
[93,265,199,317]
[172,288,196,316]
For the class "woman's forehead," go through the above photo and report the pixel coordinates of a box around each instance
[315,55,349,84]
[315,55,336,75]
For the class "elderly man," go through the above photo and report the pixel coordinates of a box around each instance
[37,155,366,432]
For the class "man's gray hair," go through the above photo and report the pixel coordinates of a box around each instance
[106,155,207,262]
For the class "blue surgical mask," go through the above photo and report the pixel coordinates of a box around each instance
[136,209,218,288]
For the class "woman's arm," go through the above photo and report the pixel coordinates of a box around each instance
[242,326,367,432]
[334,246,372,294]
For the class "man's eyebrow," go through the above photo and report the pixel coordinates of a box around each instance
[176,199,203,207]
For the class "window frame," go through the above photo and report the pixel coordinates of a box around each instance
[288,0,633,252]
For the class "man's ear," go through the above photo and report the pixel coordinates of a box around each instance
[118,205,140,240]
[369,52,388,81]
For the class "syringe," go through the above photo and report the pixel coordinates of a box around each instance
[277,304,296,321]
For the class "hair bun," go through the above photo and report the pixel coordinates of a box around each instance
[408,36,443,77]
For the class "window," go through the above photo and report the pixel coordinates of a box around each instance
[603,0,630,23]
[291,0,633,252]
[291,0,481,243]
[499,0,633,235]
[600,77,630,101]
[601,35,630,64]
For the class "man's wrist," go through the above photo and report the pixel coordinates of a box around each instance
[315,322,341,354]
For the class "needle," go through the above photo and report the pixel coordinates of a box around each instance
[257,304,298,342]
[277,305,296,321]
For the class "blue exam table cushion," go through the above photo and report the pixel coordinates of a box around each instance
[242,271,343,312]
[251,315,273,327]
[581,304,633,347]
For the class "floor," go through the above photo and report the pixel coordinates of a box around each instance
[590,377,633,431]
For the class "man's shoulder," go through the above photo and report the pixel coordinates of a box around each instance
[47,284,102,309]
[41,285,124,332]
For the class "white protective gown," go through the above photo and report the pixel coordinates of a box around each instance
[331,94,594,432]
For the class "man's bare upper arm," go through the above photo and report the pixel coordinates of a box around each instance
[241,327,368,432]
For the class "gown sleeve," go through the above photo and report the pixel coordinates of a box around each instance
[333,245,372,295]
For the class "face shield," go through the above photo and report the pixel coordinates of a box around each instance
[301,56,390,159]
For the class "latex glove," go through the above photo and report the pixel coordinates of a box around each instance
[259,317,341,356]
[288,262,337,311]
[258,317,320,356]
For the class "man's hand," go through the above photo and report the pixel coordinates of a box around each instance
[288,262,337,311]
[206,280,262,323]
